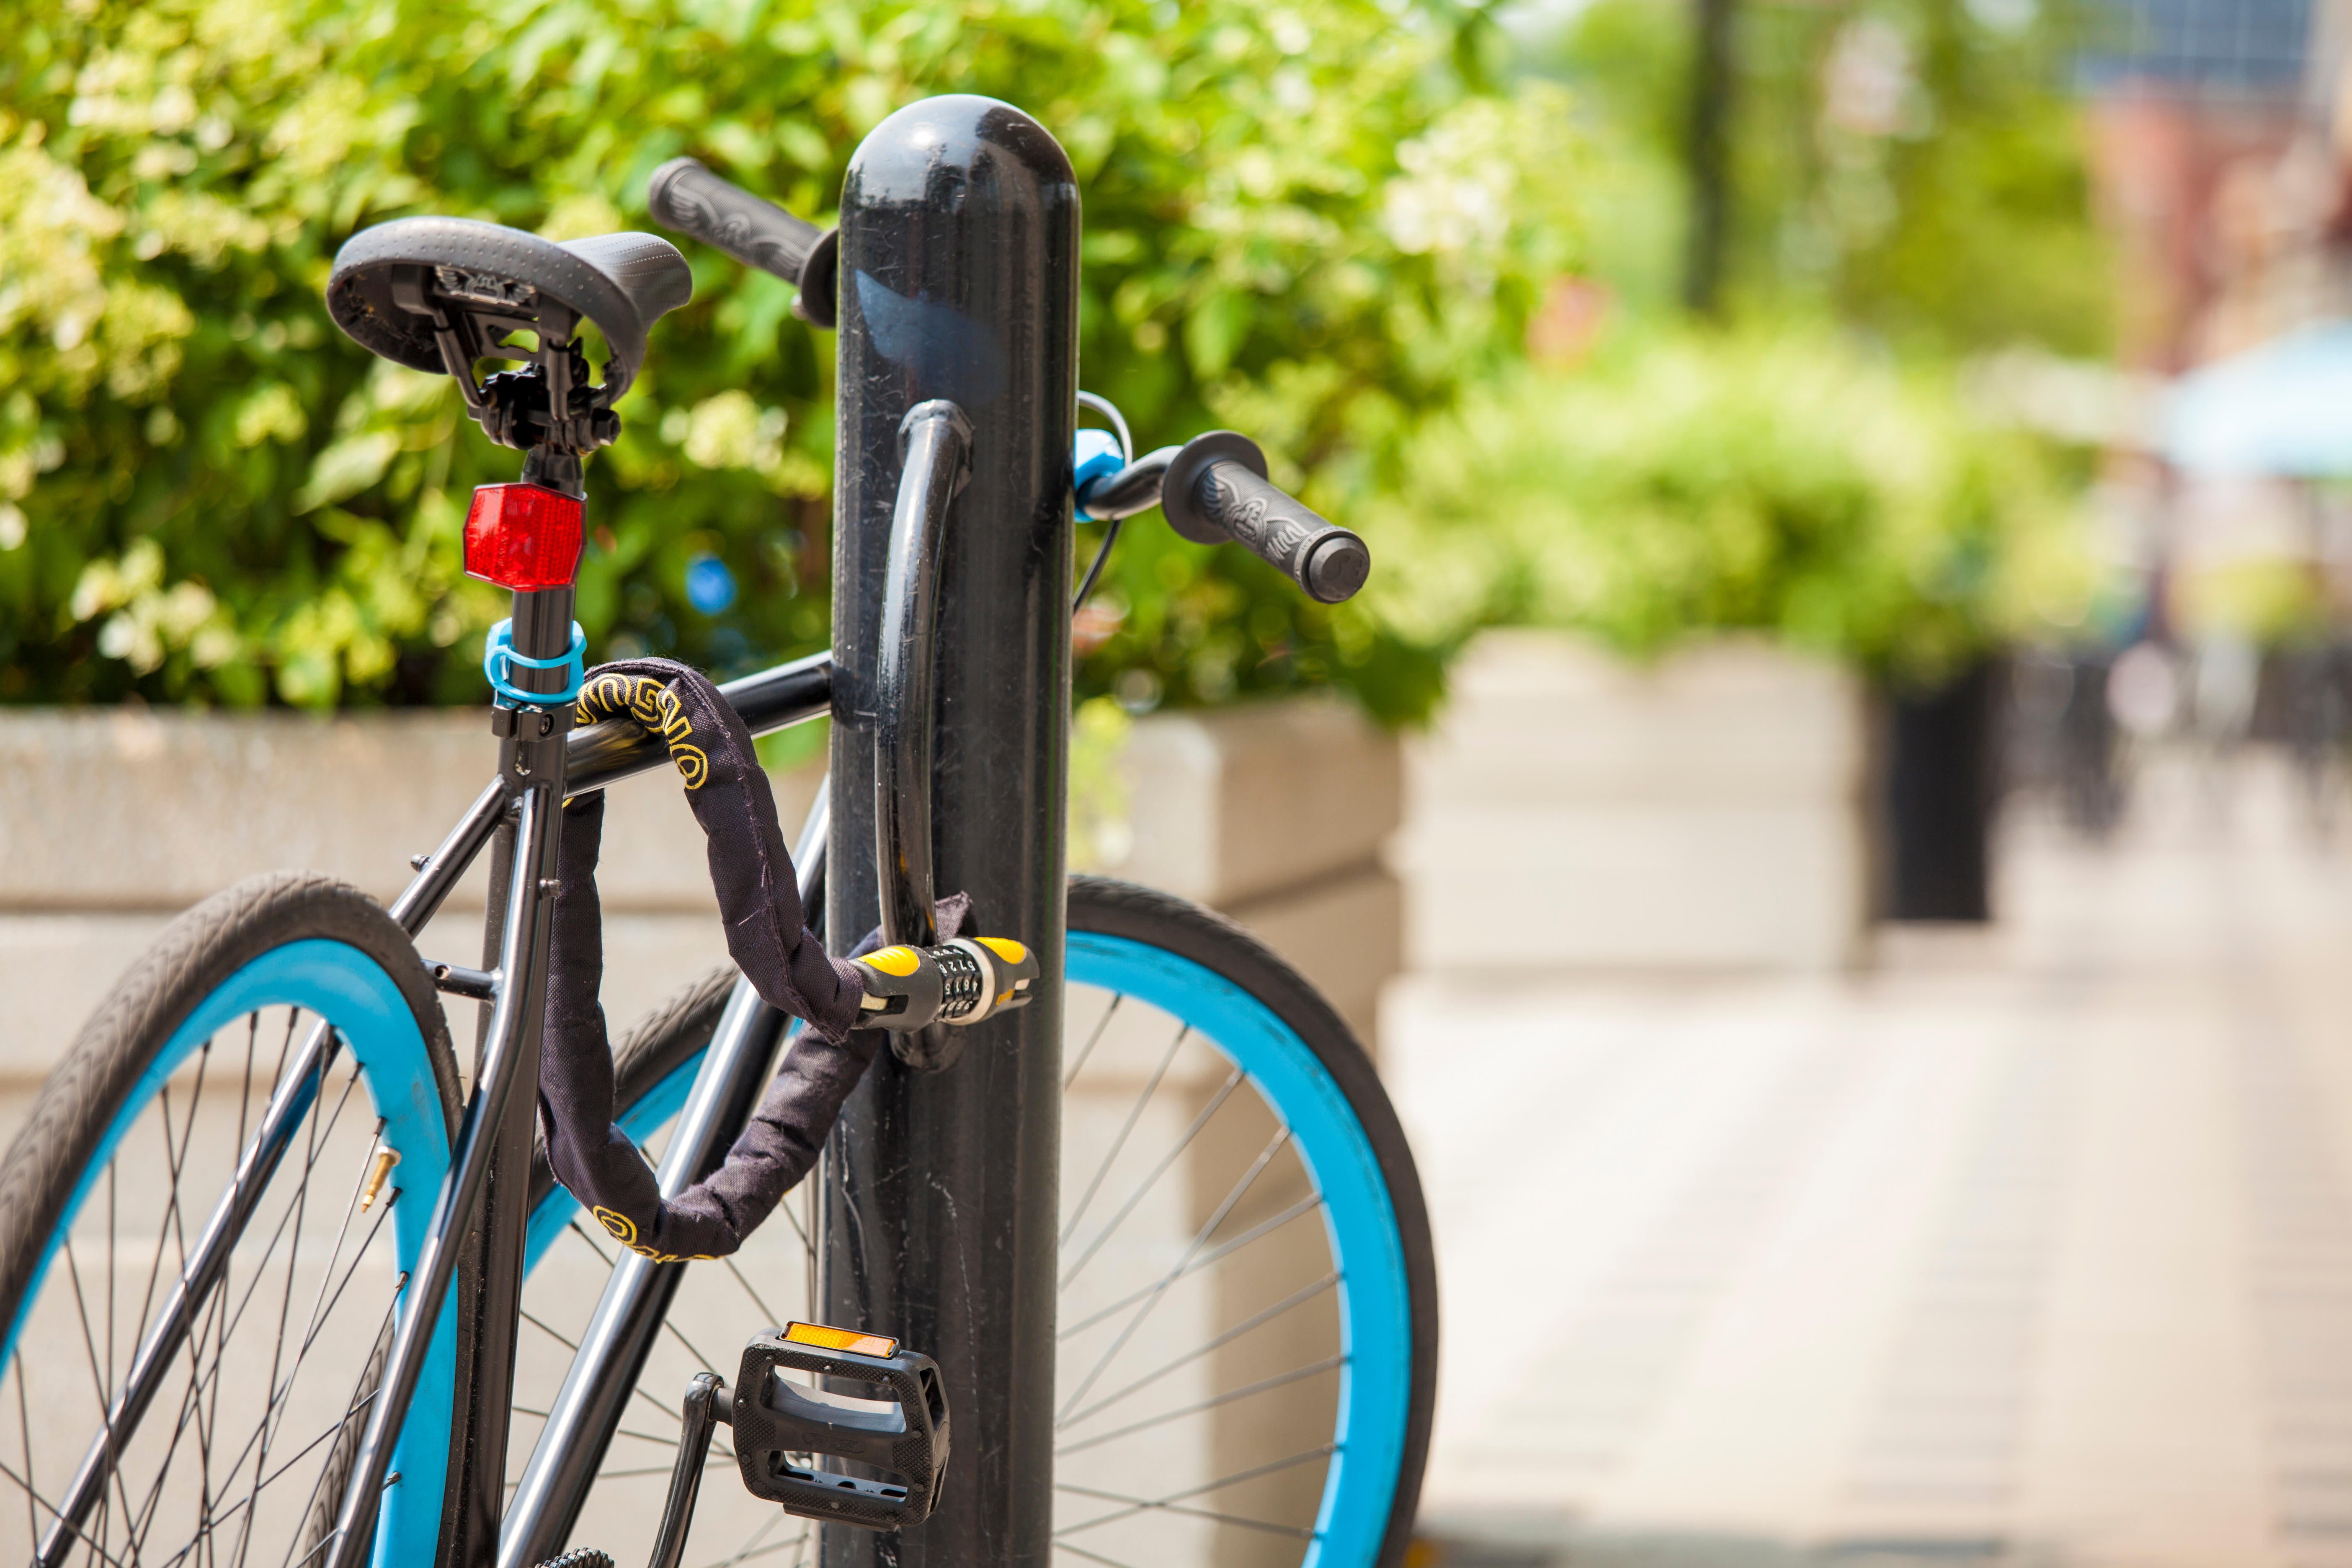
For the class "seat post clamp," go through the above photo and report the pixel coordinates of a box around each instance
[483,618,587,707]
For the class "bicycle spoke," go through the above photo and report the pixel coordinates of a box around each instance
[722,1258,784,1331]
[131,1071,197,1389]
[1062,994,1122,1091]
[127,1281,240,1559]
[193,1205,397,1559]
[62,1229,145,1558]
[273,1326,395,1568]
[1059,1024,1188,1252]
[282,1197,395,1376]
[569,1218,618,1266]
[1054,1481,1314,1539]
[1054,1354,1345,1457]
[558,1223,740,1438]
[0,1457,132,1568]
[710,1527,810,1568]
[1061,1066,1243,1287]
[660,1313,722,1379]
[210,1011,262,1568]
[1053,1540,1145,1568]
[593,1458,734,1480]
[521,1310,578,1352]
[607,1421,692,1447]
[713,1504,786,1568]
[29,1029,402,1568]
[1059,1272,1338,1433]
[227,1046,336,1568]
[766,1188,813,1260]
[1050,1444,1335,1537]
[15,1369,36,1549]
[1057,1194,1319,1340]
[284,1115,385,1379]
[1055,1127,1292,1425]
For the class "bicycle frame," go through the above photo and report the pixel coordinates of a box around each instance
[317,390,980,1565]
[276,95,1070,1568]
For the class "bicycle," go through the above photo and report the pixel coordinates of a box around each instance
[0,95,1435,1568]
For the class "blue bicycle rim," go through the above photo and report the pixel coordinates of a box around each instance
[1,941,459,1568]
[1066,932,1410,1568]
[522,936,1411,1568]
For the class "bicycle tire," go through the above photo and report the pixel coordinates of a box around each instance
[515,875,1434,1568]
[0,872,466,1568]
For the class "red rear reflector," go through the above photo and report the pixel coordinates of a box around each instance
[464,483,583,591]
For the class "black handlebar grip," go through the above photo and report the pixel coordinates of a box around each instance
[1161,431,1371,604]
[647,156,839,329]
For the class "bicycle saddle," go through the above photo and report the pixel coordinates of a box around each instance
[327,217,691,400]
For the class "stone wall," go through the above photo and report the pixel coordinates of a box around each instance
[1391,631,1875,973]
[0,696,1401,1080]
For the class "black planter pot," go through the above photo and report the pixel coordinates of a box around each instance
[1881,656,2004,922]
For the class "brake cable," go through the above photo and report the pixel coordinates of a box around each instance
[1073,390,1132,612]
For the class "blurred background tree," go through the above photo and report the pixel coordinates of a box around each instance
[1526,0,2115,355]
[1354,0,2119,680]
[0,0,1578,721]
[1366,324,2100,685]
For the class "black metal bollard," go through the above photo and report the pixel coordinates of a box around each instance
[822,95,1078,1568]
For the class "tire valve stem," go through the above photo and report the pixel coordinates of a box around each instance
[360,1146,400,1212]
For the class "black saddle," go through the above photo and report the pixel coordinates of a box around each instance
[327,218,691,400]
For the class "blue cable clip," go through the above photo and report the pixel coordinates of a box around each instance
[482,618,587,707]
[1073,427,1126,522]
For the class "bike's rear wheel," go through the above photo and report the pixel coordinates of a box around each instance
[0,872,465,1568]
[513,874,1435,1568]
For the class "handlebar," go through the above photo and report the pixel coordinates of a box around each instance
[647,157,839,329]
[639,175,1369,604]
[1159,432,1370,604]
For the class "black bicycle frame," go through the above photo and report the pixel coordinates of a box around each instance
[222,639,838,1568]
[315,391,970,1565]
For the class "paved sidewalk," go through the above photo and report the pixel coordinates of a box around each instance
[1388,752,2352,1568]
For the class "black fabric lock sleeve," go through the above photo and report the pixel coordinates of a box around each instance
[574,658,864,1040]
[536,658,943,1261]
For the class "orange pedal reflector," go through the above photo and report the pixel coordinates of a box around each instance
[781,1320,899,1360]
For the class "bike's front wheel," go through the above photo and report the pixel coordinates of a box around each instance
[0,872,467,1568]
[515,874,1436,1568]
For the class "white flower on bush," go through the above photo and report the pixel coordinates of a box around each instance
[1823,19,1921,140]
[69,539,240,674]
[1382,100,1517,261]
[666,391,790,479]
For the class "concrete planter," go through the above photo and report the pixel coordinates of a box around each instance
[1391,630,1874,972]
[1083,694,1403,1052]
[0,696,1401,1076]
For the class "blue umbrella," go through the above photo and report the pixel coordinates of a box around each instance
[2164,320,2352,477]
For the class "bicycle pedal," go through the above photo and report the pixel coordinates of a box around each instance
[730,1320,950,1530]
[534,1552,615,1568]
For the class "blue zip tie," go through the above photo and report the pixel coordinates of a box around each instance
[482,618,586,706]
[1073,428,1126,521]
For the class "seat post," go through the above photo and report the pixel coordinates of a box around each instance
[456,436,588,1566]
[507,443,586,703]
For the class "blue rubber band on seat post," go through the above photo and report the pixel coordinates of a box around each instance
[483,617,586,705]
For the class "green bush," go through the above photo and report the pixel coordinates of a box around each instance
[1529,0,2113,357]
[0,0,1579,723]
[1362,322,2098,684]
